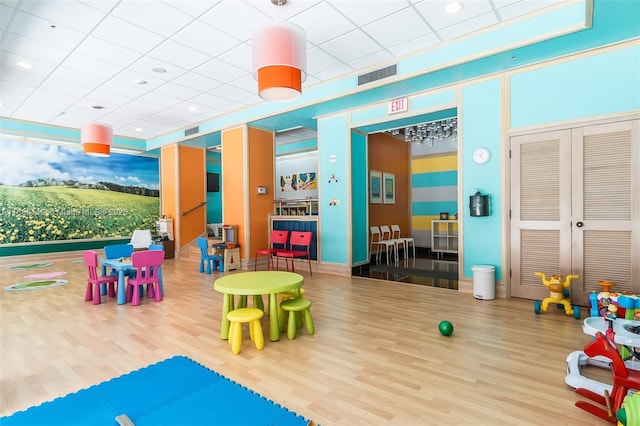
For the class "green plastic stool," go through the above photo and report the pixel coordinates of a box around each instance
[279,298,315,340]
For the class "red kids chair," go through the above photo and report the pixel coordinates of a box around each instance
[276,231,312,276]
[254,230,289,271]
[575,330,640,423]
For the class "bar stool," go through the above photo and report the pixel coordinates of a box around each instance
[227,308,264,355]
[279,298,315,340]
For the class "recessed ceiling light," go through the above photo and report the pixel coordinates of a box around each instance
[188,106,198,112]
[135,127,143,132]
[16,60,32,69]
[152,67,167,73]
[445,2,463,14]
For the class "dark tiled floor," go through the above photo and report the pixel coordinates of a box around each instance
[353,248,459,289]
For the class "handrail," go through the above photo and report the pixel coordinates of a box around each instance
[182,201,206,216]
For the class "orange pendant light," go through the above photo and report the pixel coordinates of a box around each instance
[253,20,306,102]
[81,123,112,157]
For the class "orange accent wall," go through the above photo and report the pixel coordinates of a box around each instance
[161,145,178,245]
[248,127,275,257]
[179,146,205,248]
[368,133,410,233]
[222,127,247,258]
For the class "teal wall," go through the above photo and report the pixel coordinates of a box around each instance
[276,139,318,157]
[351,131,368,265]
[206,151,222,224]
[318,114,349,264]
[511,44,640,128]
[461,78,503,279]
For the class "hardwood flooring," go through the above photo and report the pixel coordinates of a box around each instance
[0,250,608,425]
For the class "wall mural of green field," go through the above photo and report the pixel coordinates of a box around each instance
[0,139,159,245]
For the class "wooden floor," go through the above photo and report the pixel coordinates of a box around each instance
[0,249,609,425]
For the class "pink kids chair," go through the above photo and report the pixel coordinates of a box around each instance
[83,250,118,305]
[126,250,165,306]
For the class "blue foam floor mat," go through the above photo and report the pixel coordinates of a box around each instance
[0,355,310,426]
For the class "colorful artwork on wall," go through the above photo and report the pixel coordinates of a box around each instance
[279,172,316,192]
[0,139,160,245]
[383,173,395,204]
[297,172,316,190]
[369,170,382,204]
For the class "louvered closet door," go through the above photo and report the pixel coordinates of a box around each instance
[510,119,639,305]
[510,130,573,301]
[570,120,639,303]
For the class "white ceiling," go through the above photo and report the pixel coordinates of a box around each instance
[0,0,565,140]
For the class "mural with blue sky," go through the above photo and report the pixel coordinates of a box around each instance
[0,139,158,189]
[0,139,159,245]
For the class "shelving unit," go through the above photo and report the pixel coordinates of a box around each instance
[274,199,318,216]
[431,220,458,259]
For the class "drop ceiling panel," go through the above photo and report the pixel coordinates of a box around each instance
[415,0,494,31]
[61,52,123,79]
[172,71,224,93]
[171,20,242,57]
[148,39,211,70]
[91,15,165,53]
[364,8,436,49]
[320,30,381,64]
[127,56,189,81]
[348,50,395,71]
[306,46,343,75]
[329,0,411,27]
[38,78,95,98]
[152,81,201,101]
[17,0,106,32]
[47,66,107,88]
[9,11,86,49]
[110,0,194,37]
[0,50,58,76]
[199,1,271,42]
[193,59,246,83]
[218,44,253,73]
[74,36,143,67]
[165,0,218,18]
[291,2,356,45]
[388,33,440,57]
[1,32,71,63]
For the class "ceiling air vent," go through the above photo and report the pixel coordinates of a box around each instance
[185,126,199,137]
[357,64,397,86]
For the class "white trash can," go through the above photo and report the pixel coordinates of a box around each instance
[472,265,495,300]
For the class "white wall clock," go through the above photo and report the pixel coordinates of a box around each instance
[472,147,491,164]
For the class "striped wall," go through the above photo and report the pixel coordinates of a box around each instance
[411,153,458,247]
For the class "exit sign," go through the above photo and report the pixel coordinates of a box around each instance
[388,97,408,115]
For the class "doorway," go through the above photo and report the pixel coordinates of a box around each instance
[509,118,639,305]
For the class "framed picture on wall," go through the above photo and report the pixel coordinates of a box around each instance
[383,173,395,204]
[370,170,382,204]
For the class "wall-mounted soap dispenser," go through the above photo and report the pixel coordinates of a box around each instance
[469,191,490,217]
